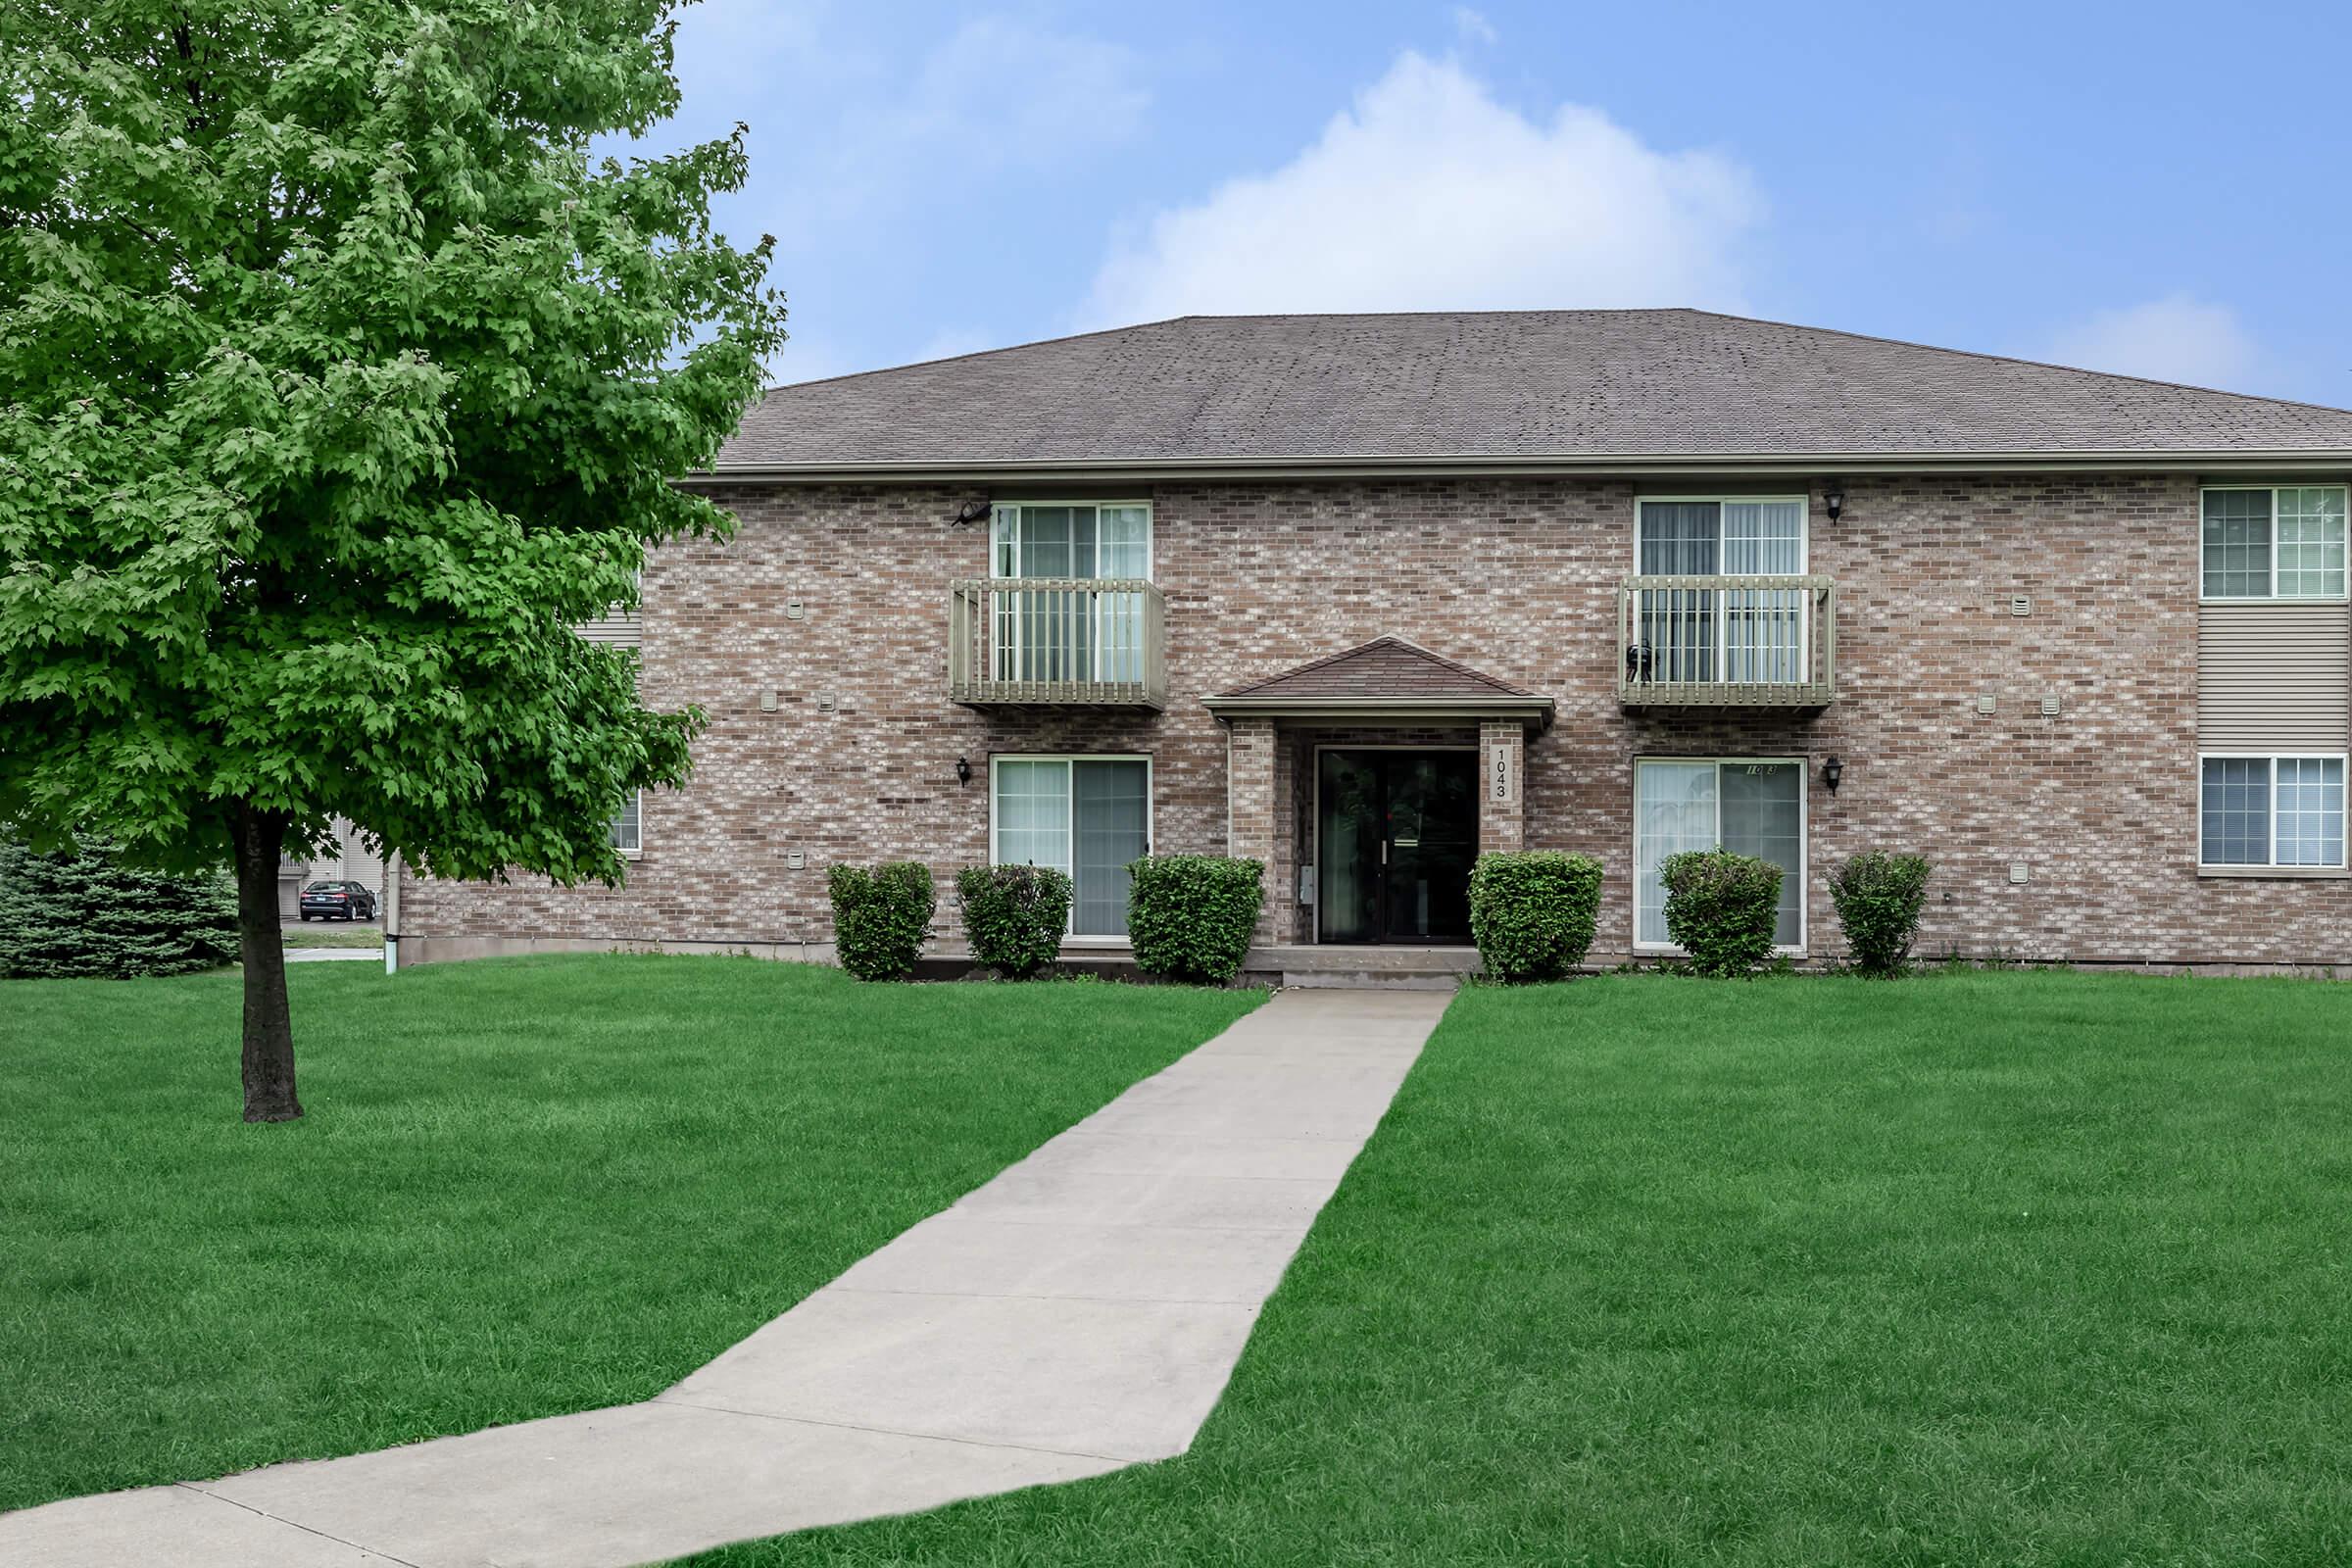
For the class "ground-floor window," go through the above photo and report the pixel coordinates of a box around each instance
[610,790,643,856]
[2200,755,2346,867]
[1635,759,1804,948]
[991,756,1152,937]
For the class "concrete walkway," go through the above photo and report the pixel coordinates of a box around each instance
[1,989,1449,1568]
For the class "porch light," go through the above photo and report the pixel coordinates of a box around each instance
[1823,756,1844,794]
[956,756,972,786]
[1823,482,1845,522]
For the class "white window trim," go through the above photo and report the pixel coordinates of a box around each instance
[612,788,644,859]
[1633,495,1812,575]
[1631,757,1809,955]
[2194,751,2350,874]
[989,500,1155,581]
[2198,484,2351,604]
[987,754,1154,947]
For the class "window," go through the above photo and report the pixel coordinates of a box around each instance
[2201,486,2347,600]
[2200,756,2345,868]
[610,790,643,856]
[1634,499,1810,685]
[990,503,1152,685]
[1637,498,1807,576]
[1635,760,1805,948]
[992,757,1151,938]
[992,503,1151,580]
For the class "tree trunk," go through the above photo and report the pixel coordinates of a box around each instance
[233,804,303,1122]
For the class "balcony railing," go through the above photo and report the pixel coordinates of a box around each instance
[949,577,1168,709]
[1617,574,1838,707]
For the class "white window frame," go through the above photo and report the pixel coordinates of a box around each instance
[2195,752,2349,873]
[2199,484,2351,604]
[987,754,1154,946]
[1631,757,1809,954]
[611,788,643,858]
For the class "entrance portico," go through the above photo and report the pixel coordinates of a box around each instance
[1205,637,1553,947]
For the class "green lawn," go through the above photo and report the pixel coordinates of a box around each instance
[282,922,383,949]
[692,969,2352,1567]
[0,956,1260,1513]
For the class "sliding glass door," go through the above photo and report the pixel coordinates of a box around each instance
[991,504,1152,685]
[1635,499,1808,685]
[992,757,1151,938]
[1634,759,1804,948]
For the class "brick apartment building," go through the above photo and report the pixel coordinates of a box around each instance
[394,311,2352,976]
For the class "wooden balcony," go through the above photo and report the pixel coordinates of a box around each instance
[949,577,1168,710]
[1617,574,1838,708]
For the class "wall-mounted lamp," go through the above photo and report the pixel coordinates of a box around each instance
[950,498,992,527]
[955,756,973,786]
[1823,482,1845,522]
[1822,755,1844,795]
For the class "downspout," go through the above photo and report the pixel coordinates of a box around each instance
[382,851,400,975]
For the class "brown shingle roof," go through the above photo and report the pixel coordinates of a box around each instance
[712,309,2352,471]
[1215,637,1533,701]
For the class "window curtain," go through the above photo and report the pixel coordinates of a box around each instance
[1637,504,1718,683]
[1635,761,1718,945]
[995,760,1071,874]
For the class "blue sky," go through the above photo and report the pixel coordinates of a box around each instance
[661,0,2352,405]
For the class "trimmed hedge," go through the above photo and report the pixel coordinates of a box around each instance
[0,835,239,979]
[1828,851,1933,976]
[956,863,1073,979]
[826,861,935,981]
[1659,849,1783,978]
[1468,851,1603,981]
[1127,855,1263,984]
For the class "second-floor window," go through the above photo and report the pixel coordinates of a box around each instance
[2202,486,2347,600]
[1637,498,1806,576]
[1632,498,1809,685]
[990,503,1152,685]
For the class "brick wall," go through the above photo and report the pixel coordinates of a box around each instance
[401,473,2352,969]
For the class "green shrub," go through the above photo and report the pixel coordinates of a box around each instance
[1127,855,1263,984]
[826,861,935,981]
[1468,851,1603,981]
[956,863,1073,979]
[1659,849,1783,978]
[0,835,239,979]
[1828,851,1933,976]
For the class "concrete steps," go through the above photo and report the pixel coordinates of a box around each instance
[1243,945,1482,992]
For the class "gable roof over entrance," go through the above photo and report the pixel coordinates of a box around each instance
[1203,637,1553,727]
[704,309,2352,479]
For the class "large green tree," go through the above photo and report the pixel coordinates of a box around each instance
[0,1,783,1118]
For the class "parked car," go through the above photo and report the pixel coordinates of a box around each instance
[299,881,378,921]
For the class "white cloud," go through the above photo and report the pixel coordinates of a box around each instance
[1079,51,1760,327]
[2042,294,2263,390]
[1451,6,1498,44]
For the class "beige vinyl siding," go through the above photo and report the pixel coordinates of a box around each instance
[577,609,641,648]
[2198,602,2351,750]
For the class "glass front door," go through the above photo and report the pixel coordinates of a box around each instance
[1316,750,1478,944]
